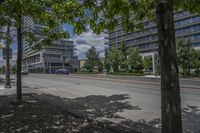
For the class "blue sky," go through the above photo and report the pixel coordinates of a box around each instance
[62,24,107,59]
[63,24,74,36]
[0,24,107,66]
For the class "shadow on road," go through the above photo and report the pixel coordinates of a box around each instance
[32,93,200,133]
[33,93,161,133]
[0,93,200,133]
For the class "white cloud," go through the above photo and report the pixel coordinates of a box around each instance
[99,51,105,58]
[72,29,108,59]
[12,49,17,60]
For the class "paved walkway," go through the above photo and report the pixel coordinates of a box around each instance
[0,94,117,133]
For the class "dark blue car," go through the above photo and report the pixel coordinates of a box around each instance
[55,69,69,75]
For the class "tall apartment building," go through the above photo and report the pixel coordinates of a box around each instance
[0,27,16,67]
[22,17,79,73]
[106,11,200,74]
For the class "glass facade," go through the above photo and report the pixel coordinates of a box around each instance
[22,17,79,73]
[107,11,200,53]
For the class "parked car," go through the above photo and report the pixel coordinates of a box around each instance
[22,70,28,75]
[55,69,69,75]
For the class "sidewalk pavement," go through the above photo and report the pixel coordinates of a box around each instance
[0,84,159,133]
[0,85,16,95]
[0,94,116,133]
[144,75,160,78]
[0,88,144,133]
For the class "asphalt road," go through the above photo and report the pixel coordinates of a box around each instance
[1,74,200,132]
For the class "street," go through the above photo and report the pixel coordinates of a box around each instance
[1,74,200,132]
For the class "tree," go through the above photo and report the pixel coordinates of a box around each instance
[0,0,199,131]
[84,46,99,72]
[107,48,120,72]
[104,48,120,73]
[0,0,88,102]
[156,55,160,75]
[4,26,11,88]
[126,47,143,72]
[177,39,200,77]
[177,39,193,77]
[119,41,127,71]
[11,65,17,74]
[0,26,11,88]
[0,1,54,102]
[84,0,200,132]
[0,67,3,74]
[191,49,200,70]
[143,56,153,72]
[97,58,103,72]
[104,49,111,72]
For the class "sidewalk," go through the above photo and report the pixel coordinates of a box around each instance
[0,85,159,133]
[0,82,144,133]
[0,85,16,96]
[0,94,116,133]
[0,92,145,133]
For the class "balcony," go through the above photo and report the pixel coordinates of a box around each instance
[43,50,61,55]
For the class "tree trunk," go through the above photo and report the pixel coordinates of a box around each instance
[156,0,182,133]
[16,15,22,102]
[4,26,11,88]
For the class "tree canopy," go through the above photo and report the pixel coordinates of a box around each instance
[177,39,200,77]
[119,41,127,70]
[0,0,92,45]
[83,0,200,33]
[84,46,102,72]
[126,47,143,72]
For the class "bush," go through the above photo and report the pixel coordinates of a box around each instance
[194,69,200,77]
[0,67,5,74]
[75,70,99,74]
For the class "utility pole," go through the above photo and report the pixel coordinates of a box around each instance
[4,26,11,88]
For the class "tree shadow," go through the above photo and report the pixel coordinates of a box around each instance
[0,93,143,133]
[0,94,116,133]
[46,94,141,119]
[119,119,161,133]
[182,105,200,133]
[34,93,161,133]
[118,105,200,133]
[1,93,200,133]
